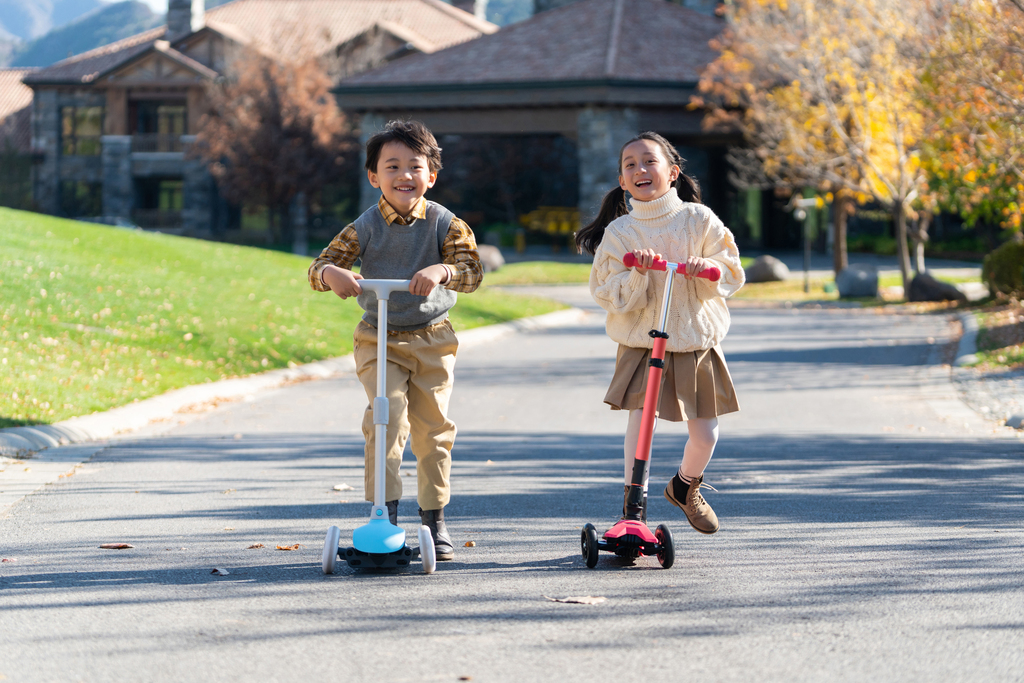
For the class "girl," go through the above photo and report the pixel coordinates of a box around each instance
[576,132,744,535]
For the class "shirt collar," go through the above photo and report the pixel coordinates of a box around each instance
[378,195,427,226]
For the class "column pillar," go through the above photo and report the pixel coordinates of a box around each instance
[101,135,133,220]
[576,106,638,223]
[31,90,60,215]
[181,134,213,236]
[358,112,385,214]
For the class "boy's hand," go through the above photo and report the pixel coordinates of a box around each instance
[321,266,364,299]
[684,255,713,280]
[630,248,661,275]
[409,264,448,297]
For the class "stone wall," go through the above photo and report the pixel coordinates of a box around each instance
[100,136,132,219]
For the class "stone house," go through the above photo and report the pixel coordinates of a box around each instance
[335,0,778,247]
[22,0,495,236]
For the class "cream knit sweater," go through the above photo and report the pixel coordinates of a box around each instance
[589,191,745,353]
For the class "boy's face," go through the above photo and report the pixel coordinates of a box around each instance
[368,141,438,218]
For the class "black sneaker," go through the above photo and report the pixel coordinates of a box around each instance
[419,507,455,561]
[386,500,398,526]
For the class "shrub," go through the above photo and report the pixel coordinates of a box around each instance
[982,237,1024,297]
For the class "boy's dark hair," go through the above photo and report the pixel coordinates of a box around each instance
[364,120,443,174]
[574,132,701,255]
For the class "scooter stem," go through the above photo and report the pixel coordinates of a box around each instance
[357,279,412,518]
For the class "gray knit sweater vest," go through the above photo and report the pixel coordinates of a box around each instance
[353,200,457,332]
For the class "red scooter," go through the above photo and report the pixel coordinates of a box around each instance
[581,253,721,569]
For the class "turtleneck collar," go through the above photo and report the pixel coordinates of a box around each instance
[628,190,684,221]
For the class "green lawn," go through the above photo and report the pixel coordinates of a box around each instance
[0,209,562,427]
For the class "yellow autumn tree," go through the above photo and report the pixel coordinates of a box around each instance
[922,0,1024,235]
[697,0,938,289]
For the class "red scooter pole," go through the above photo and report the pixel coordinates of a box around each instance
[620,254,720,519]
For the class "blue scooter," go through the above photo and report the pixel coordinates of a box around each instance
[322,279,435,574]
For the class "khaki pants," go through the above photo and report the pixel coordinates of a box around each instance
[353,319,458,510]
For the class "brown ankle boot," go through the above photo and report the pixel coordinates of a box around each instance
[664,473,719,534]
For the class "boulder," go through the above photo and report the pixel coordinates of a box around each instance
[744,255,790,283]
[836,265,879,298]
[477,244,505,273]
[907,271,968,303]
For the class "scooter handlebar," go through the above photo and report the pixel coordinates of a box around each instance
[621,253,721,282]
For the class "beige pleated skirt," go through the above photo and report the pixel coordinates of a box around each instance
[604,344,740,422]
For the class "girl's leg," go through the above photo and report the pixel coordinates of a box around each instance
[679,417,719,481]
[664,416,721,534]
[623,408,643,484]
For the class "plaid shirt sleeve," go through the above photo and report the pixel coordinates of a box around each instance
[308,223,359,292]
[442,216,483,293]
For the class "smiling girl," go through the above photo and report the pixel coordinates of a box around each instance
[575,132,745,535]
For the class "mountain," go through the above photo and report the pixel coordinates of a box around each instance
[11,1,162,67]
[0,0,103,42]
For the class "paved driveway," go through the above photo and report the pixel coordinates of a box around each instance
[2,288,1021,682]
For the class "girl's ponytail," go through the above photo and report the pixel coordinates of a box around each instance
[674,171,701,204]
[575,185,628,255]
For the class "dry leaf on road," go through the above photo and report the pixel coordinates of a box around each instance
[276,544,301,551]
[1,558,16,562]
[99,543,134,550]
[464,541,476,547]
[211,567,230,576]
[544,595,607,605]
[246,544,265,549]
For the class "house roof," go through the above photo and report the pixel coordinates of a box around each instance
[0,68,36,152]
[339,0,722,91]
[23,0,496,86]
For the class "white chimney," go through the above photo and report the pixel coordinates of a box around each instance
[451,0,489,20]
[167,0,205,41]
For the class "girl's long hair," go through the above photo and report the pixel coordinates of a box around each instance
[574,132,701,255]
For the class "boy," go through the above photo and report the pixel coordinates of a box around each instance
[308,120,482,561]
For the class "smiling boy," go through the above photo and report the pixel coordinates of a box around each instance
[308,120,482,561]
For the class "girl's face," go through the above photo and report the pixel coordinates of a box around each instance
[618,139,680,203]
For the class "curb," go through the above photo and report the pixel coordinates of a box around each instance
[0,307,586,459]
[955,312,979,367]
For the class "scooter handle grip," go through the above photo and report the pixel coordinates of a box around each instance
[621,253,721,282]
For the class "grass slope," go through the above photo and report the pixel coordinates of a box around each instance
[1,209,562,427]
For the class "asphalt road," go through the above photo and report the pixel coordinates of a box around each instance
[2,287,1022,683]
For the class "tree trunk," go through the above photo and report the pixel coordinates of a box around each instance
[894,203,912,292]
[291,191,308,255]
[911,212,931,274]
[833,195,850,275]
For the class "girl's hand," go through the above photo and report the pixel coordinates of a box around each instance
[630,248,661,275]
[322,266,364,299]
[684,255,713,280]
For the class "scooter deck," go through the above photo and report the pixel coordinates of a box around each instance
[600,519,662,557]
[339,545,420,569]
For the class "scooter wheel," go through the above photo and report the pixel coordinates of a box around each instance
[322,525,341,575]
[581,523,600,568]
[418,525,436,575]
[655,524,674,569]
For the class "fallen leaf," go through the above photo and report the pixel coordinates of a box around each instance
[23,467,30,472]
[222,489,236,494]
[464,541,476,547]
[1,558,16,562]
[333,483,354,491]
[459,678,473,682]
[544,595,606,605]
[99,543,134,549]
[211,567,230,576]
[276,544,301,551]
[223,527,235,531]
[247,544,265,549]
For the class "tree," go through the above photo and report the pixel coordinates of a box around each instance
[193,51,354,247]
[695,0,937,289]
[921,0,1024,235]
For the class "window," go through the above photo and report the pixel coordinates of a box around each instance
[61,106,104,156]
[59,180,102,217]
[131,102,187,152]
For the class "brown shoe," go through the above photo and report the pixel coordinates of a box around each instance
[664,474,719,534]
